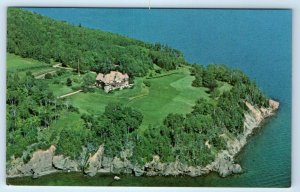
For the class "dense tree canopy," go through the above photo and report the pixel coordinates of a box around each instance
[7,8,186,77]
[81,103,143,157]
[6,73,72,159]
[6,8,271,169]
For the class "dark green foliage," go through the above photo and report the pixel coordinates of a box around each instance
[7,8,185,77]
[202,70,217,92]
[81,103,143,157]
[81,73,95,92]
[191,64,218,91]
[133,126,175,164]
[44,73,52,79]
[192,75,203,87]
[56,128,90,159]
[133,109,227,166]
[143,80,151,87]
[191,64,204,87]
[6,8,271,168]
[6,73,67,159]
[56,69,65,76]
[195,64,268,135]
[192,98,214,115]
[66,78,72,86]
[206,64,231,82]
[155,69,162,74]
[163,113,185,147]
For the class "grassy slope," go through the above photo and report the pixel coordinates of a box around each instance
[68,67,209,131]
[7,54,210,134]
[129,69,209,131]
[38,111,85,145]
[7,53,54,78]
[7,53,47,71]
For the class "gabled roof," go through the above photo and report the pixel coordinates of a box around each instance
[96,71,129,84]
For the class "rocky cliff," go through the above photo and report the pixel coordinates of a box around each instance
[208,99,279,177]
[7,99,279,178]
[7,145,79,178]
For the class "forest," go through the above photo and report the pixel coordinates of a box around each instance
[6,8,269,169]
[7,8,186,77]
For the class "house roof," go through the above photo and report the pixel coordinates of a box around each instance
[96,71,129,84]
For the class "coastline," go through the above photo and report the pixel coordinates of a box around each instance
[6,99,279,179]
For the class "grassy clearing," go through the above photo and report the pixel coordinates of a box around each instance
[46,73,80,96]
[38,111,84,145]
[66,67,209,132]
[69,90,127,115]
[7,53,56,79]
[7,54,213,134]
[48,84,74,97]
[7,53,48,72]
[128,69,209,131]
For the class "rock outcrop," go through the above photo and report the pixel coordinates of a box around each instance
[52,155,79,172]
[7,99,279,178]
[207,99,279,177]
[7,145,58,178]
[269,99,280,110]
[84,145,104,176]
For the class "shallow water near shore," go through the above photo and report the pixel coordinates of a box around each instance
[7,8,291,187]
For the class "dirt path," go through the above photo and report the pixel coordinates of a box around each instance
[53,63,74,70]
[34,70,57,79]
[57,90,82,99]
[34,63,75,79]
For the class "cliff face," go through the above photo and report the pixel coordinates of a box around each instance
[209,99,279,177]
[6,99,279,178]
[7,145,79,178]
[7,145,57,178]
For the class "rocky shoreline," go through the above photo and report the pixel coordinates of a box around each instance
[6,99,279,179]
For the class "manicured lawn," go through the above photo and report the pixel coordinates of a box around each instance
[69,90,128,115]
[128,69,209,131]
[6,53,213,133]
[66,67,210,132]
[48,84,74,97]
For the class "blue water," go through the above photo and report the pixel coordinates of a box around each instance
[17,8,291,187]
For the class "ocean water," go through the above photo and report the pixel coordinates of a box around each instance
[9,8,291,187]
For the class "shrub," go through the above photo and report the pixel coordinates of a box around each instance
[53,79,60,84]
[56,70,65,76]
[144,80,151,87]
[66,78,72,86]
[44,73,52,79]
[155,69,161,74]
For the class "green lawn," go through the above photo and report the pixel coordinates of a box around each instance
[46,72,85,97]
[38,111,85,145]
[48,84,74,97]
[7,53,56,79]
[67,67,210,132]
[129,69,209,130]
[6,53,214,134]
[7,53,49,72]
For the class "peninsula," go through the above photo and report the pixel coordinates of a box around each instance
[6,8,279,179]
